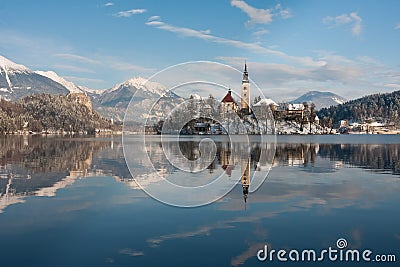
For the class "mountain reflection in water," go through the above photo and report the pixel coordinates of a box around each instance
[0,135,399,212]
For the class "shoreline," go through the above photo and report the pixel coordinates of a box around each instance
[2,130,399,136]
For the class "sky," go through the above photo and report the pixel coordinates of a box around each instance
[0,0,399,101]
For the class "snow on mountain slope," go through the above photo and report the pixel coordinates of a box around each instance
[78,85,104,95]
[332,97,345,105]
[109,77,167,96]
[0,55,30,73]
[0,55,69,100]
[254,98,278,106]
[0,55,31,89]
[98,76,174,108]
[35,70,84,94]
[93,76,183,121]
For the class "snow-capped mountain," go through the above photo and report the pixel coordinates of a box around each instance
[99,77,173,106]
[292,91,347,110]
[0,55,69,101]
[35,70,85,94]
[78,85,103,95]
[0,55,182,121]
[109,77,167,96]
[254,98,278,107]
[93,77,182,122]
[0,55,30,74]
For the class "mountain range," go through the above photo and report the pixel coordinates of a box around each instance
[0,55,347,121]
[92,77,183,122]
[0,56,69,100]
[0,55,183,122]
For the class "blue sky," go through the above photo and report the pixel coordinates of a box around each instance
[0,0,399,101]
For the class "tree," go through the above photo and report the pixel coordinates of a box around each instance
[309,102,316,133]
[253,96,262,104]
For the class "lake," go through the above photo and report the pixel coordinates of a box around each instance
[0,134,399,266]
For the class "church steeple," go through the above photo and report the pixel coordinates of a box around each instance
[240,61,250,114]
[243,61,249,82]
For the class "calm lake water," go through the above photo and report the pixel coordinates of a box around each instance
[0,135,399,266]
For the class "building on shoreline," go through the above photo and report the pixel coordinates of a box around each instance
[221,89,238,118]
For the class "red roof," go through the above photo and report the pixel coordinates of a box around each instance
[221,90,235,103]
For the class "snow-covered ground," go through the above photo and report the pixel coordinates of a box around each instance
[275,121,332,134]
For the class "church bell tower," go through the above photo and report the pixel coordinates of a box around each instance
[241,62,250,114]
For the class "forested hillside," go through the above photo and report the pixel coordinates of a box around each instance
[318,90,400,124]
[0,94,118,134]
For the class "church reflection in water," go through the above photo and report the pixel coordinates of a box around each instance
[218,141,251,204]
[241,157,250,204]
[1,135,400,212]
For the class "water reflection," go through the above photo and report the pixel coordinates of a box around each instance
[273,142,400,175]
[0,136,109,211]
[0,135,399,212]
[318,144,400,175]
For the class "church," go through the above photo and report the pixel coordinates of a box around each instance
[221,62,251,117]
[220,62,252,206]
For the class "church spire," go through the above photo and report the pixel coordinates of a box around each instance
[242,61,249,82]
[240,61,250,113]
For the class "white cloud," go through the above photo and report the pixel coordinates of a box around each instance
[323,12,363,36]
[323,14,352,26]
[218,56,341,85]
[200,29,212,34]
[148,15,161,22]
[231,0,272,24]
[253,29,269,37]
[0,30,73,63]
[114,9,146,17]
[146,20,163,26]
[350,12,362,36]
[384,83,400,88]
[230,0,291,25]
[146,19,325,67]
[110,61,156,73]
[395,23,400,30]
[64,76,105,84]
[215,53,397,102]
[53,53,100,65]
[52,64,95,73]
[104,2,114,7]
[275,4,292,19]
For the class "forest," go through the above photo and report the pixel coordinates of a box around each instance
[318,90,400,125]
[0,94,119,134]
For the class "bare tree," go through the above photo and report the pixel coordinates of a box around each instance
[309,102,316,133]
